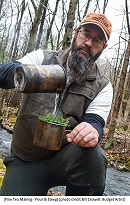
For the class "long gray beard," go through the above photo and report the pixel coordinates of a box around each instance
[68,50,93,85]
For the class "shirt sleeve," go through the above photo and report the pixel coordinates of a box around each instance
[18,49,44,65]
[85,82,113,122]
[0,61,22,89]
[83,113,105,142]
[0,49,45,89]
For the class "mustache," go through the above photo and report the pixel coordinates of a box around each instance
[73,45,92,57]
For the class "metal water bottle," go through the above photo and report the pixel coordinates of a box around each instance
[14,64,66,93]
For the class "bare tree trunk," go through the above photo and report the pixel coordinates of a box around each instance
[113,22,125,90]
[43,0,60,49]
[106,0,130,137]
[26,0,45,53]
[0,0,4,16]
[9,4,20,60]
[125,0,130,35]
[83,0,92,18]
[103,0,108,14]
[107,37,130,138]
[0,20,12,62]
[11,0,26,60]
[94,0,100,12]
[62,0,78,50]
[0,0,13,62]
[53,0,67,50]
[36,0,49,49]
[122,71,130,119]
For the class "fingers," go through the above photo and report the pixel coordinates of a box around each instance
[78,133,98,147]
[66,122,99,147]
[66,122,88,142]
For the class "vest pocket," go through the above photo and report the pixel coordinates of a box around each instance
[62,85,96,117]
[21,93,55,115]
[13,114,38,154]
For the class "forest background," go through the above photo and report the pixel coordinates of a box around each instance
[0,0,130,173]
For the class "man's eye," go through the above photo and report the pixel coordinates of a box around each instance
[84,33,90,38]
[94,38,101,43]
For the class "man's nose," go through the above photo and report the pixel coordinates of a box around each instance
[84,38,93,47]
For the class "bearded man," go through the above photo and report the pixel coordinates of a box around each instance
[0,13,113,196]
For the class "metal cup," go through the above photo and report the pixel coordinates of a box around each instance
[33,120,66,150]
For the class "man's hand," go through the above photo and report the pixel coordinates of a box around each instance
[66,122,99,147]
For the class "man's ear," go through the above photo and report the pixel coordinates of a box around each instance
[74,27,78,32]
[103,43,108,50]
[73,28,79,37]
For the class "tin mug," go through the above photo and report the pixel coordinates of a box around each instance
[33,120,66,150]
